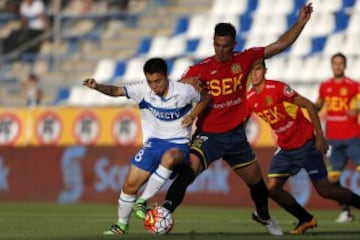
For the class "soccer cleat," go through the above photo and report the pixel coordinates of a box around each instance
[252,211,283,235]
[134,198,147,219]
[335,210,355,223]
[290,217,317,234]
[103,223,128,235]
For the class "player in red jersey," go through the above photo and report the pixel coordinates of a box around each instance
[247,60,360,234]
[158,3,313,236]
[316,52,360,223]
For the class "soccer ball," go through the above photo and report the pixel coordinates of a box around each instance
[144,206,174,235]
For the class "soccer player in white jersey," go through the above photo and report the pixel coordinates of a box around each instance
[83,57,210,235]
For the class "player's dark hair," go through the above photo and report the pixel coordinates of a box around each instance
[331,52,347,68]
[143,57,168,75]
[214,22,236,41]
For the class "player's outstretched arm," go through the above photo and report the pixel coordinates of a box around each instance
[83,78,125,97]
[264,3,313,58]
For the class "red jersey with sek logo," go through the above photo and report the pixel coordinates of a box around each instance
[182,47,265,133]
[319,77,360,140]
[247,80,314,149]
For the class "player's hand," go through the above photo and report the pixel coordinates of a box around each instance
[297,3,313,26]
[180,76,203,92]
[315,135,328,154]
[83,78,97,89]
[181,114,195,127]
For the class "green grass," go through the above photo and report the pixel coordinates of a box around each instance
[0,202,359,240]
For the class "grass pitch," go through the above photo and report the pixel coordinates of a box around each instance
[0,202,359,240]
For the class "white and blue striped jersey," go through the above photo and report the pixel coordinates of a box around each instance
[125,80,201,144]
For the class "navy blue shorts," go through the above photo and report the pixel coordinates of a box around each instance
[327,137,360,172]
[190,124,256,170]
[131,138,189,179]
[269,137,328,181]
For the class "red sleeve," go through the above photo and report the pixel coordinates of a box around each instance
[181,64,201,78]
[240,47,265,67]
[279,82,298,103]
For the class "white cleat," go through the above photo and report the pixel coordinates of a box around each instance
[335,210,355,223]
[252,211,283,235]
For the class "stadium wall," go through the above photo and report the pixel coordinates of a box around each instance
[0,145,358,209]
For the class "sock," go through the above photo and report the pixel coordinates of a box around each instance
[249,179,270,220]
[118,191,136,224]
[282,201,313,223]
[332,181,350,211]
[139,165,172,201]
[348,193,360,209]
[163,165,195,212]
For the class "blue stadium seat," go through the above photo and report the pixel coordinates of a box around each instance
[111,60,126,82]
[239,13,252,33]
[186,38,199,54]
[234,36,245,52]
[334,11,350,32]
[136,37,152,55]
[173,16,188,35]
[343,0,356,8]
[311,36,327,55]
[53,87,70,105]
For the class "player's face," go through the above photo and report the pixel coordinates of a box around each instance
[331,56,345,78]
[146,72,169,97]
[250,63,266,87]
[213,35,236,62]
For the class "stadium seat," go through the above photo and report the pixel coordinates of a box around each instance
[254,0,275,15]
[265,57,287,80]
[314,0,342,13]
[147,35,187,58]
[120,57,147,84]
[173,16,189,35]
[169,57,194,81]
[347,56,360,80]
[111,60,126,82]
[310,36,327,55]
[282,57,305,82]
[342,33,360,56]
[298,55,323,83]
[294,84,319,102]
[53,87,70,105]
[92,58,116,83]
[211,0,248,15]
[346,12,360,34]
[273,0,294,14]
[303,13,335,37]
[67,86,89,106]
[185,13,240,39]
[289,35,312,57]
[322,32,346,56]
[334,11,350,32]
[136,37,152,56]
[193,37,214,59]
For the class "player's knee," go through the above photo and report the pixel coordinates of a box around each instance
[161,148,183,168]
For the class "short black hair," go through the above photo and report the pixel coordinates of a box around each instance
[214,23,236,41]
[143,57,167,75]
[331,52,347,67]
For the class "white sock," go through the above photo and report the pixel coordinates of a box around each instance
[117,190,136,224]
[140,165,173,201]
